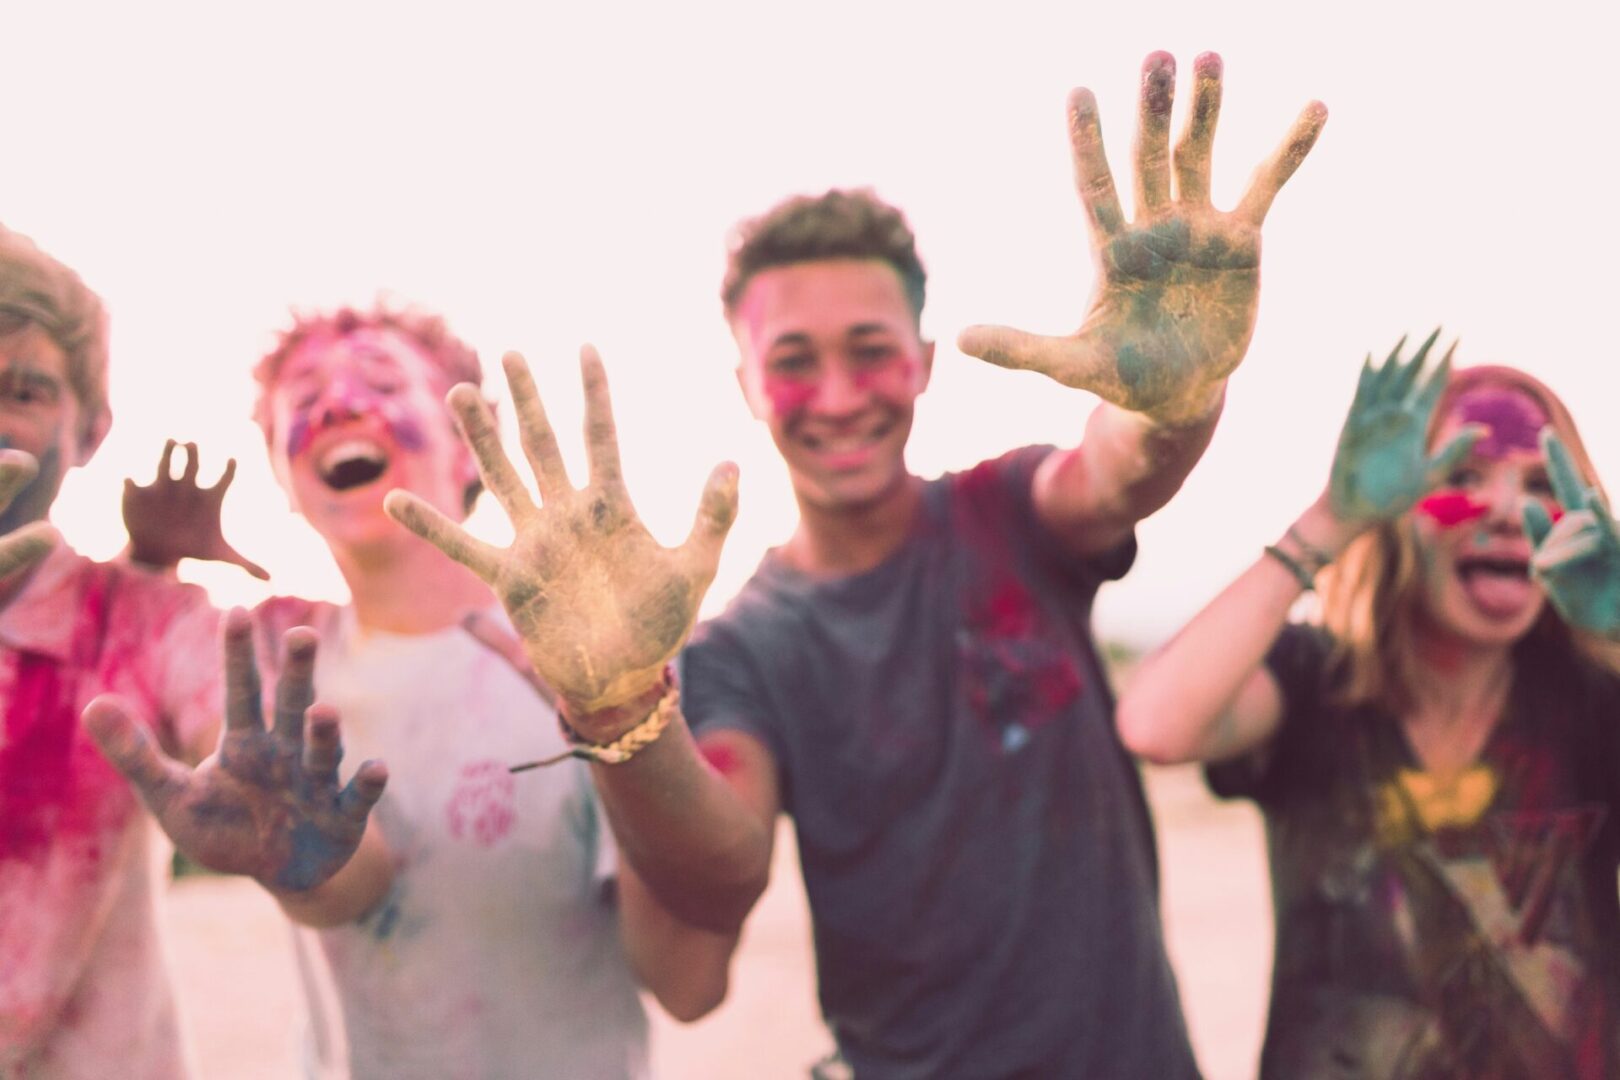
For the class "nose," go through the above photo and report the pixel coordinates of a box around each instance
[810,361,868,418]
[1482,470,1524,524]
[310,370,372,428]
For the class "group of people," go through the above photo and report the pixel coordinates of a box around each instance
[0,48,1615,1080]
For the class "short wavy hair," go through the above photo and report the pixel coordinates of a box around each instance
[0,224,111,451]
[251,301,482,441]
[721,189,927,322]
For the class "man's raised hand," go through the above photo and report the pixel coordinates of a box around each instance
[0,449,57,577]
[83,610,387,893]
[385,347,738,731]
[959,52,1327,423]
[123,440,269,579]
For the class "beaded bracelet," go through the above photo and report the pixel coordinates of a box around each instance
[510,671,678,772]
[1263,543,1317,592]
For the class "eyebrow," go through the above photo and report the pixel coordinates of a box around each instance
[847,323,896,338]
[766,332,814,351]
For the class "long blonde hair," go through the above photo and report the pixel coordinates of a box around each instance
[1316,364,1620,712]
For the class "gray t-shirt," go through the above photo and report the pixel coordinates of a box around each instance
[683,447,1197,1079]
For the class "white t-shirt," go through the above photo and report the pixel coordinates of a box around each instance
[263,600,649,1080]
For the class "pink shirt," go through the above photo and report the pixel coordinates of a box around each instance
[0,545,219,1080]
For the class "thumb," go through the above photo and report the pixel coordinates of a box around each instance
[681,461,740,581]
[223,543,271,581]
[82,695,190,811]
[957,324,1064,375]
[1424,424,1484,488]
[1521,500,1555,550]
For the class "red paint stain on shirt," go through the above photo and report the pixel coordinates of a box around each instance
[445,760,518,847]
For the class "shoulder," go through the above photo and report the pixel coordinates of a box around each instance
[252,594,340,641]
[945,446,1054,515]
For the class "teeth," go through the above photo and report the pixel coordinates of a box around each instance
[319,439,387,477]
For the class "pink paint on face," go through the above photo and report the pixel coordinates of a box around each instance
[1416,490,1490,529]
[758,376,818,420]
[284,373,428,461]
[1452,388,1547,460]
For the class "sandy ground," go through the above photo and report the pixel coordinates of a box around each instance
[161,763,1273,1079]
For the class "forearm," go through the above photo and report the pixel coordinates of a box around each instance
[273,820,394,928]
[589,717,771,933]
[617,863,739,1022]
[1117,496,1359,763]
[1040,384,1224,542]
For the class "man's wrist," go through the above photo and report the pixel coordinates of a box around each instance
[561,670,671,745]
[1138,379,1227,430]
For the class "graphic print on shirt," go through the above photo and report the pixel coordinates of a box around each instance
[444,759,519,847]
[1366,755,1612,1079]
[957,573,1082,754]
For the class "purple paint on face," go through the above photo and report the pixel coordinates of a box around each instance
[284,387,428,460]
[1451,389,1547,460]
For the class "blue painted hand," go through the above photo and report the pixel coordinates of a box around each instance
[1328,331,1480,528]
[82,609,387,892]
[1522,430,1620,637]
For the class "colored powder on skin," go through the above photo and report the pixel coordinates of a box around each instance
[700,741,743,778]
[760,377,816,419]
[285,397,428,460]
[1452,389,1547,460]
[1416,491,1489,528]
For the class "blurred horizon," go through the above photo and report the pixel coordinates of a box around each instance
[6,0,1615,647]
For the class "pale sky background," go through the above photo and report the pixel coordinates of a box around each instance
[6,0,1616,646]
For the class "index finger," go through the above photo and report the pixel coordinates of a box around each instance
[502,352,573,501]
[222,608,266,734]
[1541,428,1591,512]
[579,345,625,490]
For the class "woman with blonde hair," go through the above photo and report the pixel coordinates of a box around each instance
[1116,333,1620,1078]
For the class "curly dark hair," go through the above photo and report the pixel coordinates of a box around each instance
[721,189,927,322]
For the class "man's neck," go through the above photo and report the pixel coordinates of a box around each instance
[334,536,494,635]
[781,474,925,577]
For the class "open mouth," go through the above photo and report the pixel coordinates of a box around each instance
[1454,553,1536,617]
[1455,555,1529,582]
[318,439,390,492]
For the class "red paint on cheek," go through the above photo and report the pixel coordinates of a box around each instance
[850,358,916,397]
[1416,491,1489,528]
[760,376,816,419]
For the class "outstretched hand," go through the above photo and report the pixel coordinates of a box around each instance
[1327,331,1480,529]
[0,449,57,577]
[386,347,738,730]
[83,609,387,892]
[1523,430,1620,638]
[123,440,269,579]
[959,52,1328,424]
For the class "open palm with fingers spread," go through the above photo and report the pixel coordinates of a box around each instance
[1328,330,1481,528]
[0,449,57,577]
[123,439,269,579]
[959,52,1328,423]
[82,609,387,892]
[1523,430,1620,637]
[385,347,738,729]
